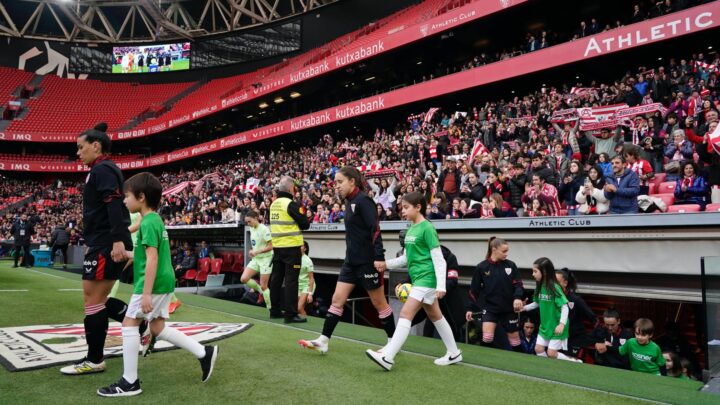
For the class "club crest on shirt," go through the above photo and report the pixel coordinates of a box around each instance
[568,302,575,310]
[505,267,512,275]
[351,204,356,212]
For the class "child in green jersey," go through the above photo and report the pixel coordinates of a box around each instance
[298,241,315,316]
[619,318,666,376]
[366,192,462,371]
[521,257,580,362]
[97,173,219,397]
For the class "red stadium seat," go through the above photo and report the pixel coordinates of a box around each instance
[706,203,720,212]
[198,258,211,274]
[181,269,197,286]
[648,183,657,195]
[220,253,234,273]
[650,172,667,189]
[667,204,701,213]
[210,258,223,275]
[195,267,209,285]
[654,194,675,209]
[657,181,676,194]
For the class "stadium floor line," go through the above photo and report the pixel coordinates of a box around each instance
[183,301,663,405]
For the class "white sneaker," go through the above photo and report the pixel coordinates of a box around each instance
[60,358,106,375]
[298,338,328,354]
[434,351,463,366]
[366,349,394,371]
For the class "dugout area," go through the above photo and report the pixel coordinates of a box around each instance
[0,262,713,405]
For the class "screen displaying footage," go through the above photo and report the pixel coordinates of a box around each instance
[112,42,191,73]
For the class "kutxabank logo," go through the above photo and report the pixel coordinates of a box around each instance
[0,322,251,371]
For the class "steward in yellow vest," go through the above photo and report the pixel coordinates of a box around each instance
[269,176,310,323]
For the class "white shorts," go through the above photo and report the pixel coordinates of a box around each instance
[126,293,172,321]
[536,335,568,351]
[247,256,272,275]
[408,286,436,305]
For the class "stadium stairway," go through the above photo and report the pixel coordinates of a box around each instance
[121,80,207,130]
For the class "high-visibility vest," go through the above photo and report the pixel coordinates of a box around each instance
[270,197,303,247]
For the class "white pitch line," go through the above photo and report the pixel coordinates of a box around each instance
[24,268,65,279]
[58,289,83,291]
[0,289,28,292]
[183,302,662,405]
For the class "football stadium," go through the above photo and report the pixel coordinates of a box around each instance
[0,0,720,403]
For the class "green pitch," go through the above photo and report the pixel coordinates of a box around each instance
[0,262,713,404]
[111,59,190,74]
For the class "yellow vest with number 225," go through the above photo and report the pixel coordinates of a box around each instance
[270,197,303,248]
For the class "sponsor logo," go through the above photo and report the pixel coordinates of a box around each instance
[0,322,251,371]
[220,135,247,149]
[250,125,284,139]
[190,143,217,156]
[290,60,330,83]
[631,352,653,362]
[584,11,713,57]
[167,150,189,162]
[0,133,5,140]
[10,164,30,171]
[335,40,385,67]
[420,24,429,37]
[252,79,285,95]
[116,129,146,139]
[192,105,218,119]
[147,123,167,134]
[10,133,31,141]
[363,273,378,279]
[148,156,165,166]
[168,115,190,127]
[222,93,249,108]
[500,0,512,8]
[117,161,145,170]
[334,97,385,120]
[290,112,331,131]
[426,10,477,34]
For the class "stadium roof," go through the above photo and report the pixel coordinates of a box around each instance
[0,0,338,43]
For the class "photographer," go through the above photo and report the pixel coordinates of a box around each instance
[576,166,609,215]
[11,213,34,268]
[459,172,486,202]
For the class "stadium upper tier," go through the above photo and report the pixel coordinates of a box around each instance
[0,0,525,142]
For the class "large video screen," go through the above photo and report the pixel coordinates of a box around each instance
[112,42,191,74]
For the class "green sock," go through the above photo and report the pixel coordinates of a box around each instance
[262,289,271,310]
[246,279,263,294]
[108,280,120,298]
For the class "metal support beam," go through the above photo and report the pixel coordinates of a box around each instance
[57,3,115,42]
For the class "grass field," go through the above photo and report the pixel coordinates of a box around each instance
[0,262,714,405]
[111,59,190,74]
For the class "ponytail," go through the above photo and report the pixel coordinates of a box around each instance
[486,236,507,260]
[556,267,577,292]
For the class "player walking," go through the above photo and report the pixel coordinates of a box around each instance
[241,211,273,309]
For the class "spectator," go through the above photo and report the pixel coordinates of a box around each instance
[198,240,211,259]
[592,308,632,369]
[664,130,695,180]
[522,174,561,216]
[50,224,70,269]
[520,317,538,355]
[459,172,486,202]
[488,193,516,218]
[604,155,640,215]
[220,201,236,223]
[673,161,710,210]
[597,153,614,178]
[624,146,654,195]
[558,160,585,215]
[507,163,527,216]
[437,157,462,200]
[585,127,622,159]
[662,351,688,379]
[174,245,197,280]
[576,166,609,215]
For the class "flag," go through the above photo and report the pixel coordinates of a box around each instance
[577,104,628,131]
[470,139,489,161]
[245,178,261,193]
[423,107,440,127]
[709,122,720,155]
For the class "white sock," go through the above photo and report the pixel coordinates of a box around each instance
[556,352,575,362]
[433,317,459,355]
[317,335,329,344]
[157,326,206,358]
[121,327,140,384]
[383,318,411,361]
[537,350,548,357]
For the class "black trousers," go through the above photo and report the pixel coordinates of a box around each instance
[13,243,31,266]
[269,246,302,319]
[51,244,69,265]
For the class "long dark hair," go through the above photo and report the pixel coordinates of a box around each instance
[485,236,507,260]
[533,257,559,298]
[337,166,366,192]
[402,191,427,218]
[555,267,577,293]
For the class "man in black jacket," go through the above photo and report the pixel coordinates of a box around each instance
[11,213,34,268]
[61,123,134,376]
[591,308,632,369]
[50,224,70,269]
[174,246,198,280]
